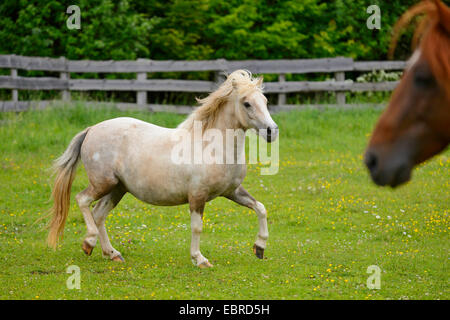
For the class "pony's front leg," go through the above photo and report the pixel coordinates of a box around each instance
[189,195,213,268]
[226,185,268,259]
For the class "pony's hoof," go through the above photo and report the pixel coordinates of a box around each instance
[198,261,213,268]
[111,255,125,262]
[253,244,264,259]
[82,240,94,256]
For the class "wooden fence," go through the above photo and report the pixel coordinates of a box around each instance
[0,54,406,112]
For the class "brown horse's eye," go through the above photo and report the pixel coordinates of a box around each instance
[414,71,435,88]
[243,102,251,108]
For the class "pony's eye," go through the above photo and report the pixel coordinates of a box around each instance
[243,102,251,108]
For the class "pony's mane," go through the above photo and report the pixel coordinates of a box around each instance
[178,70,263,131]
[389,0,450,92]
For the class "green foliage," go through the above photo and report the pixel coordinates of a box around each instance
[357,70,402,83]
[0,0,154,60]
[0,0,443,61]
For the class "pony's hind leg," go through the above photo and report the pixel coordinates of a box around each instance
[92,186,126,262]
[76,182,117,256]
[189,194,213,268]
[225,185,268,259]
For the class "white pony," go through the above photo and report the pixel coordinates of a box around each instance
[47,70,278,268]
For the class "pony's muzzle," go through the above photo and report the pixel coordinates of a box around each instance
[265,125,279,143]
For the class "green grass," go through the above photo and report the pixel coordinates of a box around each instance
[0,102,448,300]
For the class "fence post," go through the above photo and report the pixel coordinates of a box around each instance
[11,69,18,102]
[214,71,226,85]
[277,74,286,106]
[60,57,71,102]
[137,72,147,105]
[214,58,228,85]
[335,72,345,105]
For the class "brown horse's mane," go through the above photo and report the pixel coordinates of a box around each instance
[389,0,450,93]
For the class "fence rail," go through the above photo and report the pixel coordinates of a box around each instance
[0,54,406,112]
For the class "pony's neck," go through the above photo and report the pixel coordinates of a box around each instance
[211,100,243,132]
[179,99,244,133]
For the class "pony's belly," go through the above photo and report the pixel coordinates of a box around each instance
[133,192,189,206]
[121,163,245,207]
[120,166,191,206]
[127,180,190,206]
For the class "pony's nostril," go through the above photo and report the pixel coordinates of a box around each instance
[365,152,378,172]
[267,127,271,136]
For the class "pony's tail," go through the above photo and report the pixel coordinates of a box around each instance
[47,127,90,249]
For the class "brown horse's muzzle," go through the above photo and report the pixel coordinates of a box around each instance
[364,144,414,188]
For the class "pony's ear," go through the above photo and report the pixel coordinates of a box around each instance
[435,0,450,34]
[231,78,238,90]
[256,76,263,87]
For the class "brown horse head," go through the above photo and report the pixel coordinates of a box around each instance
[365,0,450,187]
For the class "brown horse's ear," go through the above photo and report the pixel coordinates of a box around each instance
[435,0,450,34]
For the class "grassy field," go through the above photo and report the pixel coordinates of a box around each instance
[0,103,448,300]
